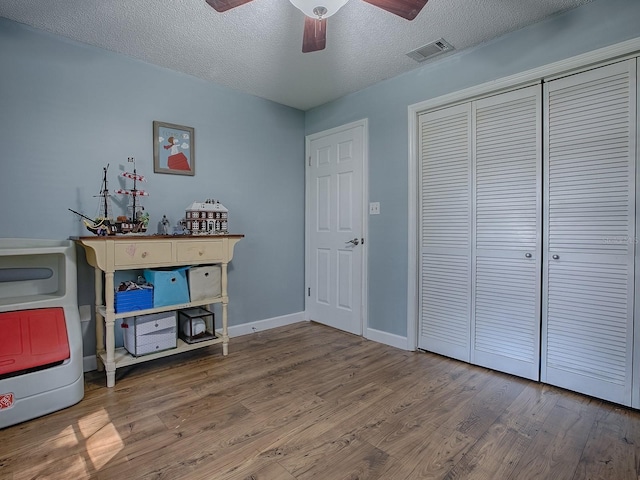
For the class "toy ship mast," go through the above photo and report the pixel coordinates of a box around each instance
[97,163,113,220]
[115,157,148,221]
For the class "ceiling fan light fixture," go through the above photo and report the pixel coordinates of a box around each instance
[289,0,349,18]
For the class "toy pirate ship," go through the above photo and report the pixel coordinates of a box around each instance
[69,158,149,236]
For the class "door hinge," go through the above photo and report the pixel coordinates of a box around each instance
[308,156,312,167]
[308,287,311,297]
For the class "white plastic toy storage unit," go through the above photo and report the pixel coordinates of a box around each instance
[0,239,84,429]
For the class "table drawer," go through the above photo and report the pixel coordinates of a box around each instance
[176,240,223,263]
[114,242,173,267]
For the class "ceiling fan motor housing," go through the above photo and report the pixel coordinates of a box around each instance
[313,6,328,18]
[290,0,349,18]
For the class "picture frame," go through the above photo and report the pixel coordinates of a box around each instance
[153,121,195,176]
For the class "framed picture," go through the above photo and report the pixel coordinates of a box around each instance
[153,121,195,176]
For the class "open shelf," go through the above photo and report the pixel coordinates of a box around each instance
[99,296,223,320]
[100,336,223,368]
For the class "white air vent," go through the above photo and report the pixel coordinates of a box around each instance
[407,38,454,62]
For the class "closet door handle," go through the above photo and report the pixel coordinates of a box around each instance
[552,254,560,260]
[525,253,532,258]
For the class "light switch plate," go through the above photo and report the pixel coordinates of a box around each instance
[369,202,380,215]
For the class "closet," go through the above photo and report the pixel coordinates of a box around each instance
[418,58,637,406]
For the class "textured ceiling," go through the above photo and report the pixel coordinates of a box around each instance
[0,0,593,110]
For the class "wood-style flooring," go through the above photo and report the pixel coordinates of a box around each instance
[2,321,640,479]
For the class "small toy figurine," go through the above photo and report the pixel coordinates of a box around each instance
[161,215,170,235]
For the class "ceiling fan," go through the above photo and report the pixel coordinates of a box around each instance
[205,0,428,53]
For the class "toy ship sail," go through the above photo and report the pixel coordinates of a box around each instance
[69,159,149,236]
[114,158,149,234]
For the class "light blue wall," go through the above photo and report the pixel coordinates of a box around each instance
[0,18,306,354]
[2,0,640,351]
[305,0,640,337]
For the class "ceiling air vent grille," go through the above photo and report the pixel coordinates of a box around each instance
[407,38,454,62]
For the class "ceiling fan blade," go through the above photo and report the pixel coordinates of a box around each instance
[205,0,253,13]
[302,16,327,53]
[361,0,427,20]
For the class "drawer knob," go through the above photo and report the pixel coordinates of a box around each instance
[198,251,204,256]
[142,252,148,258]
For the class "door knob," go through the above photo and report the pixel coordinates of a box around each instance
[346,238,360,246]
[552,254,560,260]
[525,253,532,258]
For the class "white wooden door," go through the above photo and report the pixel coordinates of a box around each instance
[542,59,637,406]
[471,85,542,380]
[418,103,472,361]
[306,121,365,335]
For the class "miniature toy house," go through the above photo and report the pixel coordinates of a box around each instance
[185,199,228,234]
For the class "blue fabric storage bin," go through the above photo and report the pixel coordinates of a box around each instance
[143,267,190,308]
[114,287,153,313]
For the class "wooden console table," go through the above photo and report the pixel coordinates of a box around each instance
[73,235,243,387]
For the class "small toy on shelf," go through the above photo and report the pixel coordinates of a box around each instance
[173,219,189,235]
[184,199,229,235]
[160,215,170,235]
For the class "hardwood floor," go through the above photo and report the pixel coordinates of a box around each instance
[2,321,640,479]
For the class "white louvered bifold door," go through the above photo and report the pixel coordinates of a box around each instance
[542,59,637,406]
[418,103,472,361]
[471,85,542,380]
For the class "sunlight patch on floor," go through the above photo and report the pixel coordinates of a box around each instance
[78,407,112,437]
[50,424,80,448]
[86,421,124,470]
[18,452,90,479]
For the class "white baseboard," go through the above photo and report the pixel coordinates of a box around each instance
[226,311,307,337]
[365,327,411,351]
